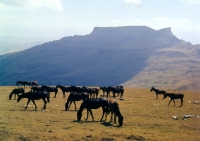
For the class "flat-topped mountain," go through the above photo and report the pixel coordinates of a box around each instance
[0,26,200,91]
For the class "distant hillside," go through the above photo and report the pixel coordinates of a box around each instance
[0,26,200,91]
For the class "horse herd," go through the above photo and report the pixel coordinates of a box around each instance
[9,81,124,126]
[9,81,185,127]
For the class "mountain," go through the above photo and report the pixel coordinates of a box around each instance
[0,26,200,91]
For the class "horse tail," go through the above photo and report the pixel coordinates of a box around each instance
[55,88,58,94]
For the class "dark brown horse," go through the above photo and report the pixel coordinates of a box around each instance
[65,92,89,111]
[9,88,24,100]
[150,86,166,99]
[31,86,46,92]
[108,98,123,126]
[17,91,50,111]
[77,98,109,121]
[163,93,184,107]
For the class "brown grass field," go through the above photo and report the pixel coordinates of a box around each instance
[0,86,199,141]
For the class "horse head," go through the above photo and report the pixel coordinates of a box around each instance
[150,86,155,92]
[17,94,23,102]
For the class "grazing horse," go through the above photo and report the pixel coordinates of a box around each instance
[17,91,50,111]
[77,98,109,121]
[163,93,184,107]
[9,88,24,100]
[108,98,124,126]
[150,86,166,99]
[56,85,71,98]
[16,81,28,88]
[41,85,58,98]
[65,92,89,111]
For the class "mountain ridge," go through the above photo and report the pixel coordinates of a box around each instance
[0,26,200,91]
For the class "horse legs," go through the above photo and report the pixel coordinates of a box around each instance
[172,99,175,106]
[53,92,56,98]
[100,107,107,121]
[31,100,37,110]
[114,112,117,124]
[110,112,113,123]
[181,99,183,107]
[63,92,65,98]
[42,98,47,110]
[73,101,77,110]
[168,99,172,106]
[25,99,31,110]
[156,94,158,99]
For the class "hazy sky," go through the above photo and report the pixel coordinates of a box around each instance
[0,0,200,44]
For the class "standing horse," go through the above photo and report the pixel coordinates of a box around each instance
[16,81,28,88]
[100,86,107,97]
[82,86,99,98]
[65,92,89,111]
[41,85,58,98]
[77,98,109,121]
[108,98,124,126]
[31,86,46,92]
[17,91,50,111]
[31,81,38,87]
[56,85,71,98]
[150,86,166,99]
[163,93,184,107]
[9,88,24,100]
[111,86,124,98]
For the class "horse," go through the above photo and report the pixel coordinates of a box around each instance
[56,85,71,98]
[65,92,89,111]
[150,86,166,99]
[41,85,58,98]
[31,81,38,87]
[77,98,109,121]
[9,88,24,100]
[108,98,124,126]
[100,86,107,97]
[31,86,46,92]
[110,86,124,98]
[163,93,184,107]
[17,91,50,111]
[16,81,28,88]
[82,86,99,98]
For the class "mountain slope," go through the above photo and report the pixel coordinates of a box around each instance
[1,26,199,90]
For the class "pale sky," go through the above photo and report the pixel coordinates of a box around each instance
[0,0,200,44]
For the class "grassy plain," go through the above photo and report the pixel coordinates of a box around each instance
[0,86,199,141]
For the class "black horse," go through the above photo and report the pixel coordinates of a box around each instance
[108,98,124,126]
[16,81,28,88]
[65,92,89,111]
[31,86,46,92]
[82,86,99,98]
[41,85,58,98]
[56,85,71,98]
[31,81,38,87]
[9,88,24,100]
[77,98,109,121]
[150,86,166,99]
[17,91,50,111]
[100,86,107,97]
[110,86,124,98]
[163,93,184,107]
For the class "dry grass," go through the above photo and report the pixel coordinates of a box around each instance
[0,86,199,141]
